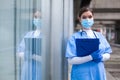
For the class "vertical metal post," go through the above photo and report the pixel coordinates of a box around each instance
[42,0,51,80]
[50,0,64,80]
[14,0,17,79]
[42,0,74,80]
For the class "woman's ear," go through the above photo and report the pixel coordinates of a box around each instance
[77,12,81,22]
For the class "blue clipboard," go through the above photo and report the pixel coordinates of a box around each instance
[24,38,41,56]
[75,38,100,57]
[24,38,42,80]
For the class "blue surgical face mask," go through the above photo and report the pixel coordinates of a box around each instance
[33,18,41,29]
[81,19,94,29]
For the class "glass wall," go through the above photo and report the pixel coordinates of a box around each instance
[0,0,72,80]
[0,0,15,80]
[0,0,43,80]
[16,0,43,80]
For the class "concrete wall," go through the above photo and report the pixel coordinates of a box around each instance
[91,0,120,8]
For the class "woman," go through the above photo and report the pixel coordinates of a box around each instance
[66,7,112,80]
[17,11,42,80]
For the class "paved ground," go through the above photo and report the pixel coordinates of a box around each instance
[105,43,120,80]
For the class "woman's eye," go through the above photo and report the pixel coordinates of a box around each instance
[82,16,87,19]
[88,15,92,18]
[82,15,93,19]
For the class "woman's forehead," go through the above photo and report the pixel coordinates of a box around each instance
[81,11,93,16]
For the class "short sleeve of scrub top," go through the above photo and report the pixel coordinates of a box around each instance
[17,31,34,53]
[98,33,112,54]
[66,35,77,58]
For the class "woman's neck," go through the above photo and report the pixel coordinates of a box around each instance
[83,28,92,32]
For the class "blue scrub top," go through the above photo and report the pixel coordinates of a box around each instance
[17,31,42,53]
[66,31,112,80]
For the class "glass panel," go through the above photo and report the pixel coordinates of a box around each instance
[0,0,15,80]
[16,0,34,80]
[16,0,43,80]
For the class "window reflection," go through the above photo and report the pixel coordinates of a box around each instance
[17,11,42,80]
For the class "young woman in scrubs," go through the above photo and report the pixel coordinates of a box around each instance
[17,11,42,80]
[66,7,112,80]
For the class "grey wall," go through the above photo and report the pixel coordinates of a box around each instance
[91,0,120,8]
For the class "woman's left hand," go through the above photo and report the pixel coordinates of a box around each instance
[91,49,104,62]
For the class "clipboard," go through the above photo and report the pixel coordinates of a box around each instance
[75,38,100,57]
[24,38,41,56]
